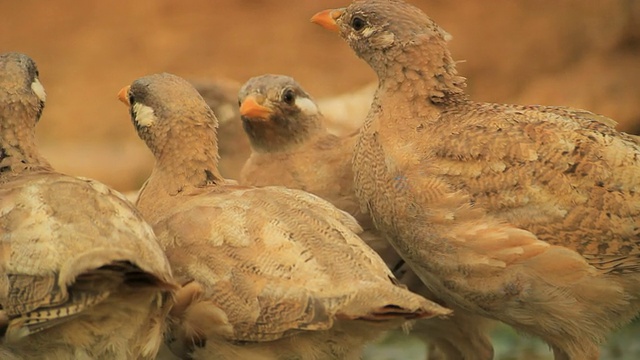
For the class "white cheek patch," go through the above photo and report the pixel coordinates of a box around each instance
[360,27,395,48]
[372,32,395,48]
[295,97,319,116]
[361,27,375,38]
[133,103,157,127]
[31,78,46,102]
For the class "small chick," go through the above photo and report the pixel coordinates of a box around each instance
[312,1,640,359]
[0,52,176,359]
[238,74,493,360]
[117,72,450,360]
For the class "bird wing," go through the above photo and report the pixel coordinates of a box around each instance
[424,103,640,274]
[0,173,175,342]
[154,185,446,345]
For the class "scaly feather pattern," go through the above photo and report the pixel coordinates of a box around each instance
[312,1,640,359]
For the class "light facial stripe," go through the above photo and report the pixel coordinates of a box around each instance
[361,27,375,38]
[133,103,157,127]
[294,97,319,116]
[31,78,46,102]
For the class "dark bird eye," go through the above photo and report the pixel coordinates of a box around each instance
[128,93,135,105]
[282,89,295,105]
[351,16,366,31]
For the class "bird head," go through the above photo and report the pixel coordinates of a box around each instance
[0,52,46,123]
[117,73,218,152]
[311,0,452,77]
[238,74,324,153]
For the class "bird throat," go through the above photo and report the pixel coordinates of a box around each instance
[244,115,323,154]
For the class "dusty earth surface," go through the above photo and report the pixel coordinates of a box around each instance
[1,0,639,191]
[2,1,640,359]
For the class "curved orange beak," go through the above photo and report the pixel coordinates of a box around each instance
[117,85,131,106]
[239,95,272,120]
[310,8,344,32]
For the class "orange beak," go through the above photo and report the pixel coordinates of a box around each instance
[117,85,131,106]
[239,95,272,120]
[310,8,344,32]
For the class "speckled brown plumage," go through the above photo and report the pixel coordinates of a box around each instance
[119,72,450,360]
[191,78,251,179]
[238,74,494,359]
[312,1,640,359]
[0,52,176,360]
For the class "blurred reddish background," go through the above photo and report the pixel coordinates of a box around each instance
[1,0,638,192]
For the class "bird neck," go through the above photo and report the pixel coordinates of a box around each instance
[374,35,467,117]
[246,114,328,153]
[147,121,223,194]
[0,105,52,178]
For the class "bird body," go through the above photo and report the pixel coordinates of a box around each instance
[239,74,491,357]
[312,1,640,359]
[238,74,494,360]
[0,52,175,360]
[238,75,362,224]
[119,73,450,360]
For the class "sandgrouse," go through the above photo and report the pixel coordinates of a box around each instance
[238,74,364,226]
[0,52,176,359]
[238,73,494,360]
[312,1,640,359]
[192,76,374,180]
[117,73,450,360]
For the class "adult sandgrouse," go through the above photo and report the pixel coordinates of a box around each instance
[312,1,640,359]
[0,52,176,359]
[192,76,374,180]
[238,74,364,225]
[238,73,493,360]
[117,73,450,360]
